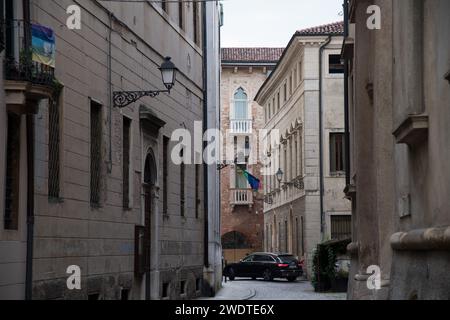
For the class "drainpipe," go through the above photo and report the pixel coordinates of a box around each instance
[23,0,34,301]
[319,36,331,235]
[343,0,351,187]
[201,0,209,270]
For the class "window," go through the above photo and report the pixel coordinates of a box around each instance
[123,117,131,208]
[161,0,168,13]
[196,278,201,292]
[329,54,344,74]
[163,136,169,215]
[277,92,280,112]
[48,97,60,199]
[283,83,287,102]
[284,220,288,252]
[180,281,186,295]
[289,74,293,96]
[330,133,346,174]
[235,165,248,189]
[162,283,169,299]
[193,0,200,46]
[121,289,129,301]
[272,97,275,115]
[253,255,274,262]
[90,101,102,206]
[195,164,201,219]
[233,88,248,119]
[180,148,185,217]
[4,112,21,230]
[294,68,298,88]
[331,215,352,240]
[178,1,184,30]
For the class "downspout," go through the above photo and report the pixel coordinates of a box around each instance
[319,36,331,235]
[343,0,351,187]
[201,0,209,270]
[23,0,34,301]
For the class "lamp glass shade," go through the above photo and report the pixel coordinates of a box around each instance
[276,168,284,183]
[159,57,177,90]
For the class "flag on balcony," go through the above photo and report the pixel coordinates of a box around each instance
[243,170,261,191]
[31,24,55,68]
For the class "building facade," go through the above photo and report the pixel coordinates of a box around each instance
[220,48,282,263]
[0,0,221,300]
[343,0,450,300]
[255,22,351,277]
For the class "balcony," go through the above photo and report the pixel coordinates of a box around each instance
[230,119,252,135]
[3,20,56,114]
[230,189,254,209]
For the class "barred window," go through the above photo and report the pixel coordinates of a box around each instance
[48,98,60,199]
[180,149,185,217]
[195,164,201,219]
[4,112,21,230]
[90,101,102,206]
[123,117,131,209]
[331,215,352,240]
[163,136,170,215]
[330,133,346,174]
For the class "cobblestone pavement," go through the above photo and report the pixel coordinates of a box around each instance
[210,278,347,300]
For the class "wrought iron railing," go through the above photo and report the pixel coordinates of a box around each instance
[2,19,55,86]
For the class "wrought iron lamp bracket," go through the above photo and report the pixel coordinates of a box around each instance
[113,90,170,109]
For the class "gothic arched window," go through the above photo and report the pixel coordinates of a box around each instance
[233,88,248,119]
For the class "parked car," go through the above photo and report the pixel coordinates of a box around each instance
[223,253,303,282]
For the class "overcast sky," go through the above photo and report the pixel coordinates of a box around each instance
[221,0,343,48]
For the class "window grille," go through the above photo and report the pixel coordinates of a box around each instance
[90,101,102,206]
[123,117,131,208]
[4,112,21,230]
[48,98,60,199]
[331,215,352,240]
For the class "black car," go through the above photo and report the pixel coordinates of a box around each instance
[223,253,303,282]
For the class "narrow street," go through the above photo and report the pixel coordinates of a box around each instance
[209,279,346,301]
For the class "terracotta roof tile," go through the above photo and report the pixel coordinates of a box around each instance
[296,21,344,36]
[221,47,284,63]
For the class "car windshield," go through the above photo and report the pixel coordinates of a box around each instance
[278,255,297,263]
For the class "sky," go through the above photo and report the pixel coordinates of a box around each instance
[221,0,343,48]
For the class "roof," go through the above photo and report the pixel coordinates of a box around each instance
[221,47,284,64]
[296,21,344,36]
[254,21,344,103]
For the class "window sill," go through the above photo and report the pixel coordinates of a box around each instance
[393,114,429,147]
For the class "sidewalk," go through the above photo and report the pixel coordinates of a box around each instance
[199,281,256,300]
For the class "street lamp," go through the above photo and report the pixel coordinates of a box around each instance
[113,57,178,108]
[276,168,284,184]
[276,168,304,190]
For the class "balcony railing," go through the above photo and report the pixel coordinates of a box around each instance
[230,119,252,134]
[3,19,55,87]
[230,189,254,206]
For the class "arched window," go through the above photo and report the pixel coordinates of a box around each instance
[233,88,248,119]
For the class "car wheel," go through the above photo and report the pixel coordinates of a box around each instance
[287,276,297,282]
[263,269,273,281]
[228,268,235,281]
